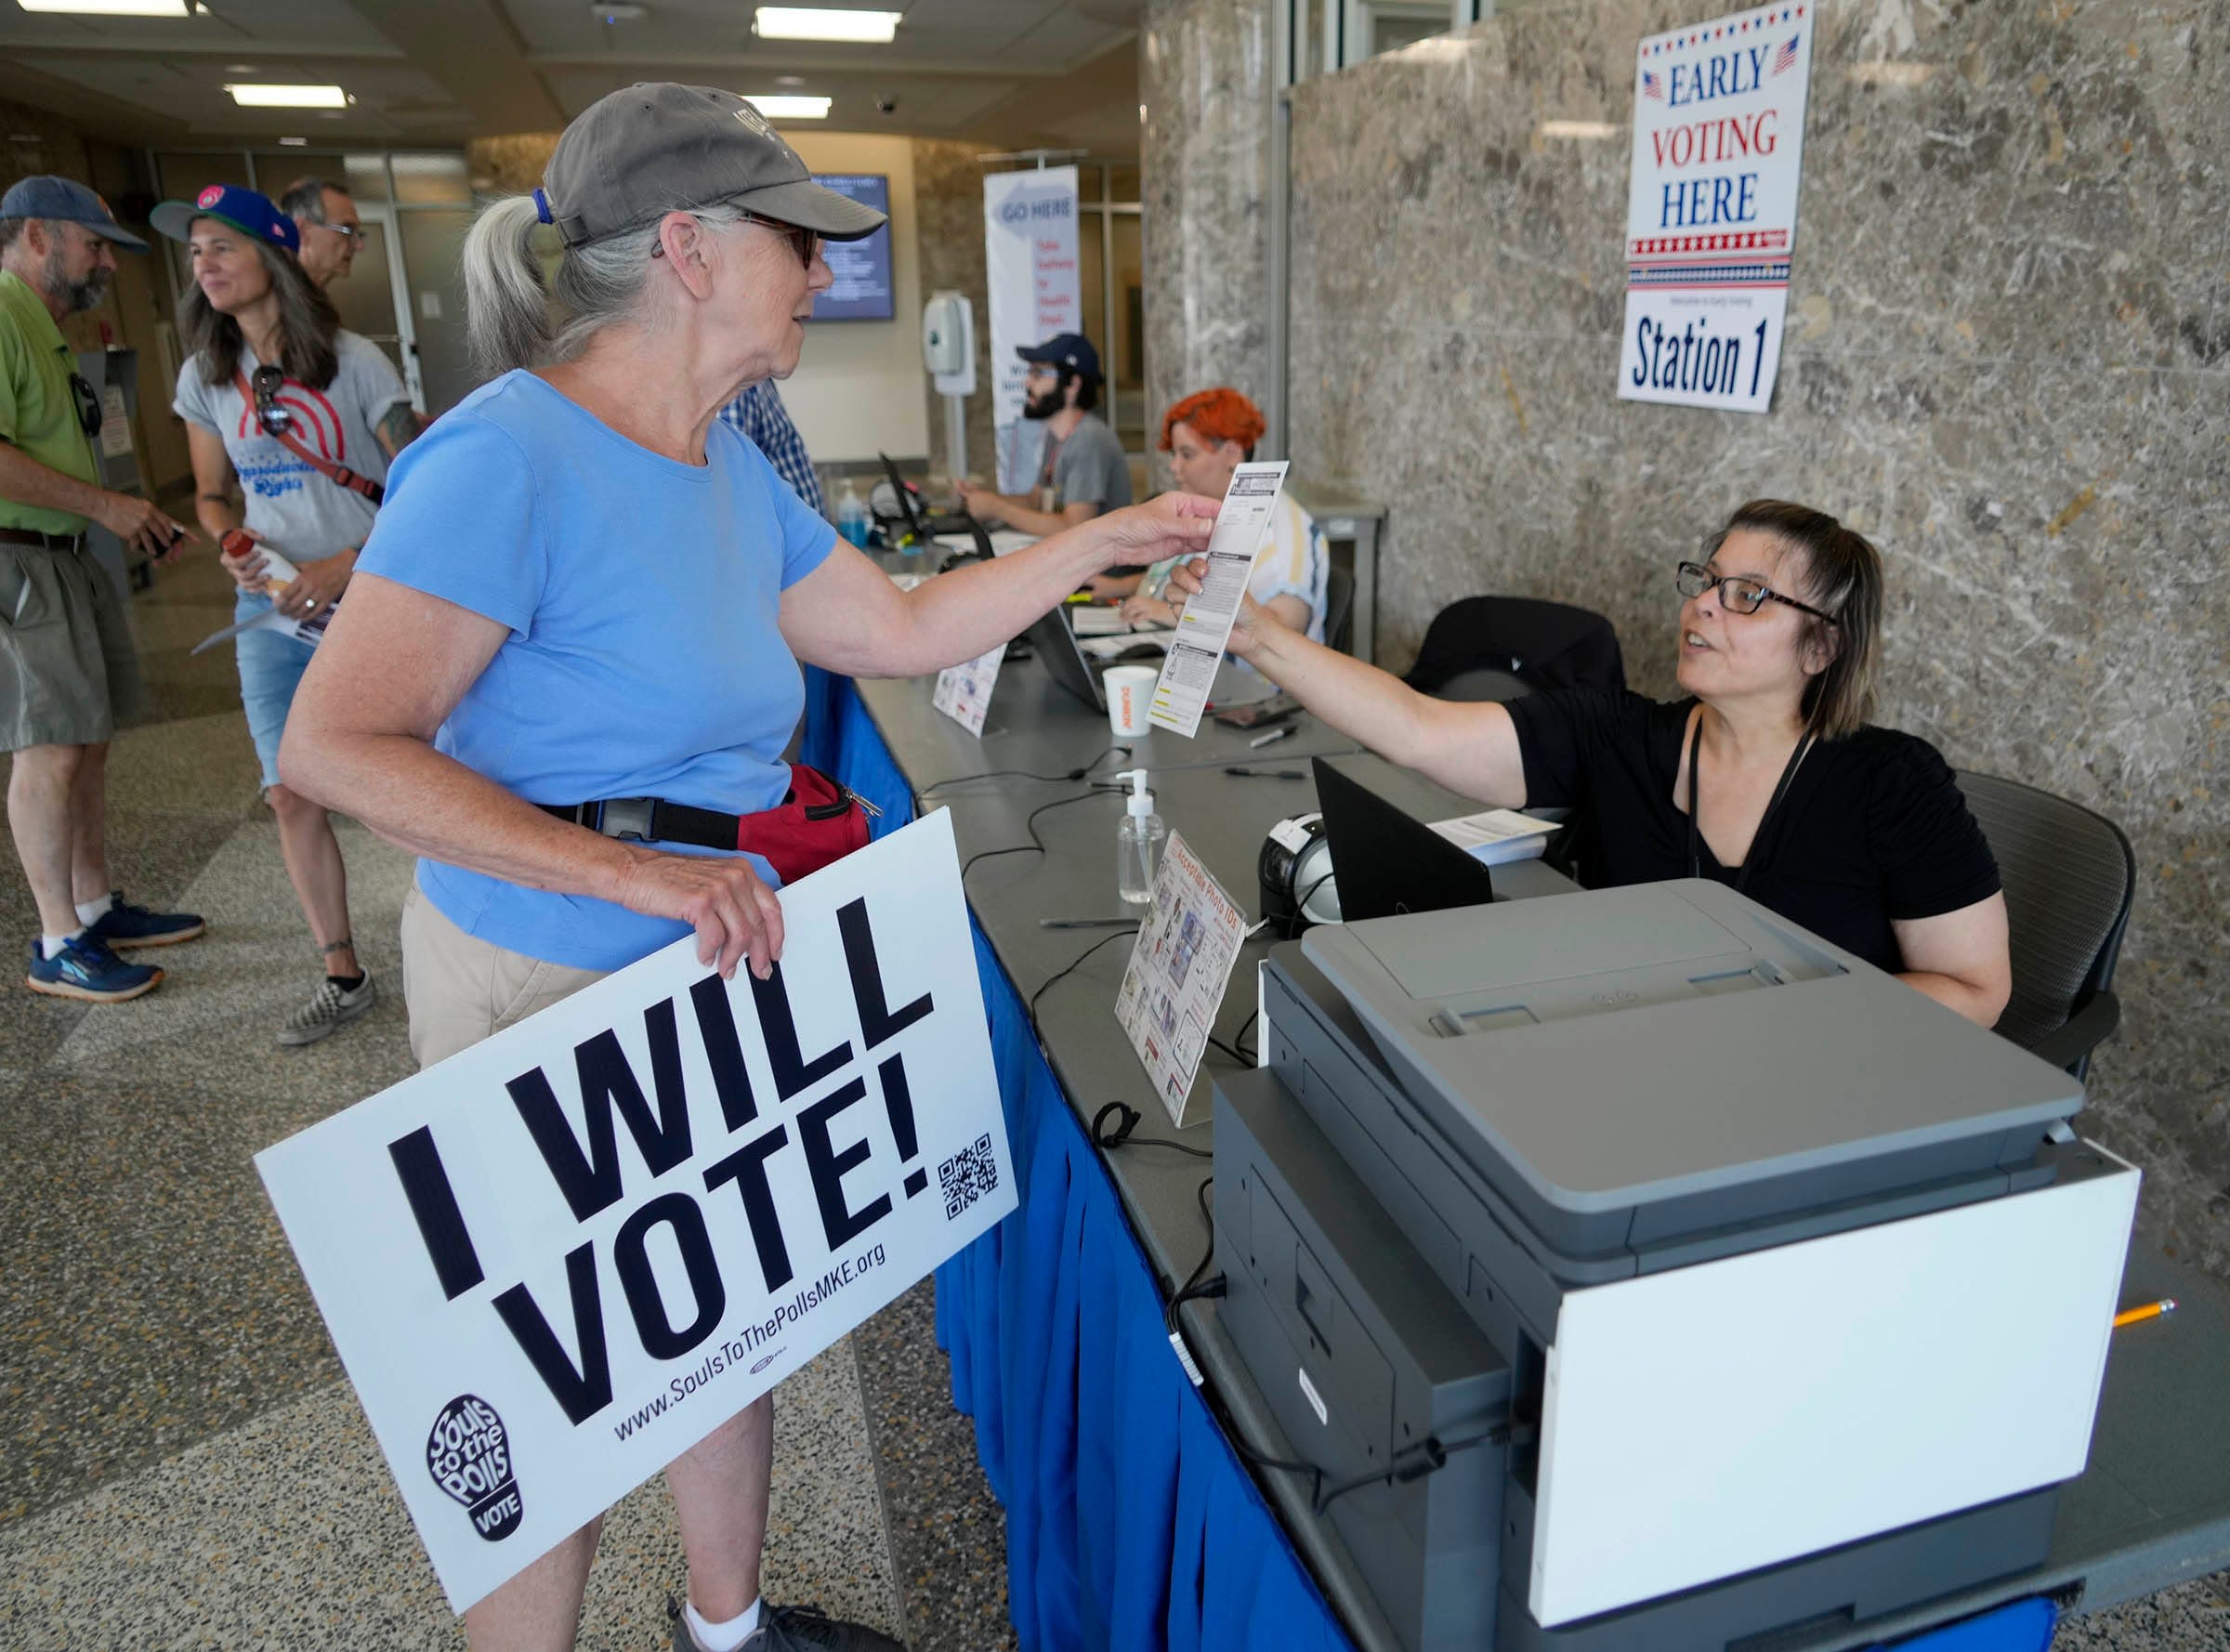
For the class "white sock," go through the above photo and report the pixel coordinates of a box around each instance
[74,892,115,927]
[41,930,85,961]
[684,1597,764,1652]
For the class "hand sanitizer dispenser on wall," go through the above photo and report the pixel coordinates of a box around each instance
[924,290,976,484]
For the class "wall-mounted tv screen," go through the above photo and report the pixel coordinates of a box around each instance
[810,174,895,322]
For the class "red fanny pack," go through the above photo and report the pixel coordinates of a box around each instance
[738,765,876,885]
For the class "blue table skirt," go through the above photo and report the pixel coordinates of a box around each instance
[803,670,2054,1652]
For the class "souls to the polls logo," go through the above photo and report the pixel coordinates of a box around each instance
[426,1395,523,1541]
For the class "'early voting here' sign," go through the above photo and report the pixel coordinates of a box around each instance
[1618,4,1815,413]
[256,809,1012,1611]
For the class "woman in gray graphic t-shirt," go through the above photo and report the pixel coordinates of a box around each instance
[159,184,418,1049]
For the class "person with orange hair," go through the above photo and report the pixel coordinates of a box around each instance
[1114,387,1328,642]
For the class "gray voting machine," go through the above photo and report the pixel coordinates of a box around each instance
[1215,879,2138,1652]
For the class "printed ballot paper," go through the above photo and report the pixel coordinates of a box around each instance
[932,641,1005,736]
[1148,461,1291,737]
[1113,831,1250,1127]
[1429,806,1561,866]
[256,810,1013,1612]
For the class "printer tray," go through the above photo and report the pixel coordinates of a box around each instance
[1495,1480,2058,1652]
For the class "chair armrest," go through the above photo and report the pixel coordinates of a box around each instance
[2027,990,2120,1073]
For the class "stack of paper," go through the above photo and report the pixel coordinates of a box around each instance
[1429,807,1560,866]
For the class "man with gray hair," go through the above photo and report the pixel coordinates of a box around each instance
[0,177,203,1003]
[280,176,362,290]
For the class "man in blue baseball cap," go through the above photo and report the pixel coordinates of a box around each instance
[955,329,1133,540]
[1,175,204,1003]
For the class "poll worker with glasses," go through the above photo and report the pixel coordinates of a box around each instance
[0,176,205,1005]
[280,84,1218,1652]
[1166,499,2012,1028]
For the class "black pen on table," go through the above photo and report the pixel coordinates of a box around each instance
[1038,917,1140,929]
[1223,766,1306,780]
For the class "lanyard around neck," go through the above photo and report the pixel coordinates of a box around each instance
[1686,714,1813,895]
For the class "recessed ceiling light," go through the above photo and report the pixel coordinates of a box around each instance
[19,1,191,15]
[775,74,807,88]
[225,84,350,109]
[226,64,257,74]
[590,1,649,19]
[278,136,309,146]
[752,7,900,45]
[744,94,833,120]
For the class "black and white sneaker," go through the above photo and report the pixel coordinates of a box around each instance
[277,972,377,1047]
[670,1597,907,1652]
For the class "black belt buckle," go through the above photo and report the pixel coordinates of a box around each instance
[591,796,659,842]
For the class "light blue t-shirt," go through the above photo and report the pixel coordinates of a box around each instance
[355,369,838,970]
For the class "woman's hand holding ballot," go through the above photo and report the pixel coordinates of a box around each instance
[777,491,1223,681]
[1165,556,1267,655]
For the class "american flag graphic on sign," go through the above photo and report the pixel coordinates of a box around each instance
[1772,33,1801,74]
[1642,69,1665,99]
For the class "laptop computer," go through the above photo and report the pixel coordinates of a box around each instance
[1311,754,1495,920]
[877,452,990,553]
[1027,603,1114,711]
[1025,607,1279,715]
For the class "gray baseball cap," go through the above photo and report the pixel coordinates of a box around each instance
[541,83,887,249]
[0,176,148,250]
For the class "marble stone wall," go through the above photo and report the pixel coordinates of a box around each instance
[910,138,1002,480]
[1282,0,2228,1274]
[1142,0,1276,485]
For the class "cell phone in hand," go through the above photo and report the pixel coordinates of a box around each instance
[1212,694,1301,730]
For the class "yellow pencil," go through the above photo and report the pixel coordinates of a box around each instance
[2112,1298,2176,1330]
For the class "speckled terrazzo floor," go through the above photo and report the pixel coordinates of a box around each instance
[0,552,1012,1649]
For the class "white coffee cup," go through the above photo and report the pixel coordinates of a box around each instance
[1104,665,1159,738]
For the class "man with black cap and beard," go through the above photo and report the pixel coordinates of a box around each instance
[955,331,1133,538]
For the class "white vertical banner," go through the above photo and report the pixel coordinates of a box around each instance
[983,165,1081,491]
[1617,4,1815,413]
[255,811,1014,1612]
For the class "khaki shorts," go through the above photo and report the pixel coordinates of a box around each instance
[400,883,610,1069]
[1,537,144,753]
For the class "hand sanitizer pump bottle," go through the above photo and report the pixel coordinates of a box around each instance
[1115,768,1167,905]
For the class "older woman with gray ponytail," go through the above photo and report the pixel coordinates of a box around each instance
[279,85,1213,1652]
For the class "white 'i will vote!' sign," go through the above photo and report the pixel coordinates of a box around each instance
[257,810,1013,1611]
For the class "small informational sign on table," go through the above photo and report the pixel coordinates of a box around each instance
[1148,461,1290,737]
[1113,831,1250,1128]
[1617,4,1815,414]
[931,643,1005,737]
[256,810,1013,1612]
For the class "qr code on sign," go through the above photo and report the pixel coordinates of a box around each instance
[939,1134,999,1219]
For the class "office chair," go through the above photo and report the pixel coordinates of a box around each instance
[1403,596,1626,702]
[1955,770,2135,1081]
[1322,564,1356,655]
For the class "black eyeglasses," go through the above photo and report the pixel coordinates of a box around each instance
[251,363,295,436]
[740,212,819,269]
[67,373,102,439]
[1675,561,1841,626]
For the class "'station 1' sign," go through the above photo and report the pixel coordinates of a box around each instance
[1617,4,1816,414]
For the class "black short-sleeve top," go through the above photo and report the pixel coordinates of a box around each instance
[1503,688,2000,974]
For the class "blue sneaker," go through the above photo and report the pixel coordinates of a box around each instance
[26,936,164,1003]
[85,889,205,951]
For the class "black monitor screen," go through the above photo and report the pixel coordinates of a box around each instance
[810,174,895,322]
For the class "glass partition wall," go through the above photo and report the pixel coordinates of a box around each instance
[149,148,478,418]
